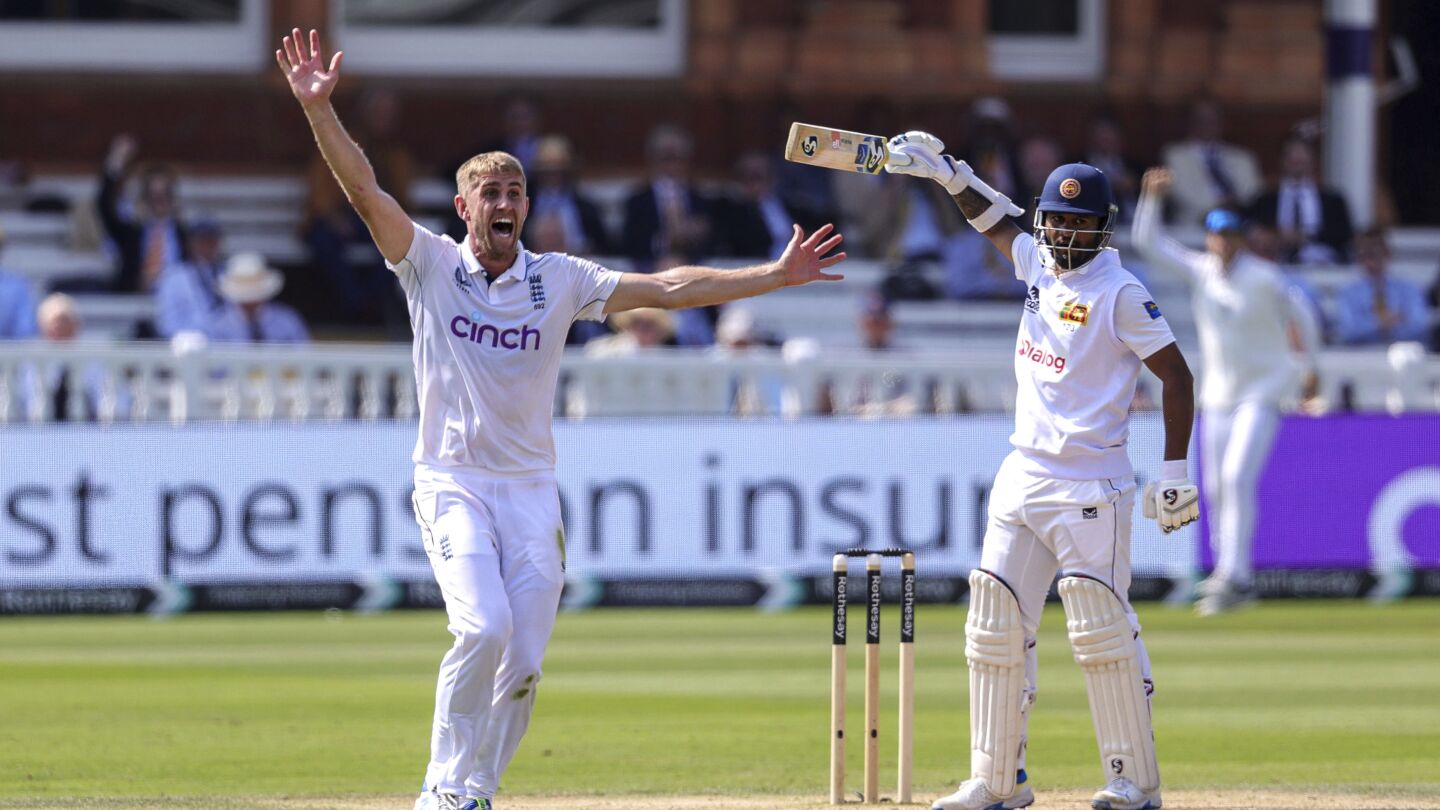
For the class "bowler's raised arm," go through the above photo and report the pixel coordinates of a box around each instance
[276,28,412,265]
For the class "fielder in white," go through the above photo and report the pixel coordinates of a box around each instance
[276,30,847,810]
[884,132,1198,810]
[1133,168,1321,616]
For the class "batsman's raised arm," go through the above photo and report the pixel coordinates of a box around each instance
[604,223,845,313]
[884,131,1025,261]
[276,28,412,265]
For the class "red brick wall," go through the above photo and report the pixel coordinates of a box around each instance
[0,0,1329,182]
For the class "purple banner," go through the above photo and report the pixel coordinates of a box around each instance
[1199,414,1440,570]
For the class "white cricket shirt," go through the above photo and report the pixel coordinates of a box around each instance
[1007,233,1176,480]
[1132,196,1319,410]
[389,222,622,474]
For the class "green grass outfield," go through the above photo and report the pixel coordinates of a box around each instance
[1,601,1438,806]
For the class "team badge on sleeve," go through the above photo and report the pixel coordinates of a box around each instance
[1143,300,1162,320]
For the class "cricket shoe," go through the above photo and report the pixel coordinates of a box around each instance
[1091,777,1161,810]
[1195,579,1255,617]
[424,793,490,810]
[931,770,1034,810]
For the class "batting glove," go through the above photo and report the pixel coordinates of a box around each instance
[1143,460,1199,534]
[885,131,969,195]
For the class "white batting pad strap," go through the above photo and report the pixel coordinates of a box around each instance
[965,569,1027,798]
[969,194,1023,233]
[1058,576,1161,793]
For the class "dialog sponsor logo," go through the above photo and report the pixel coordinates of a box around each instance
[1017,338,1066,374]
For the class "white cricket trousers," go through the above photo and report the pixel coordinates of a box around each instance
[978,452,1153,770]
[412,467,567,800]
[1200,403,1280,588]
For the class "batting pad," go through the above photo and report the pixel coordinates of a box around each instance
[1057,576,1160,793]
[965,569,1027,797]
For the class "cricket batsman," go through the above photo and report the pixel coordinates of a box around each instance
[883,131,1198,810]
[276,29,846,810]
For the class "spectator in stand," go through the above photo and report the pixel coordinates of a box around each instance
[1082,115,1142,222]
[207,253,309,344]
[712,305,784,416]
[960,97,1023,202]
[621,124,716,271]
[942,226,1027,301]
[857,290,896,352]
[524,135,612,256]
[821,293,929,418]
[720,151,824,260]
[0,226,38,339]
[1429,262,1440,352]
[1162,99,1262,225]
[303,89,411,330]
[444,95,544,188]
[494,95,544,171]
[1017,136,1064,214]
[1333,228,1428,346]
[36,293,78,342]
[29,293,128,421]
[583,307,675,357]
[95,134,189,293]
[1246,137,1354,264]
[566,307,678,416]
[154,216,227,339]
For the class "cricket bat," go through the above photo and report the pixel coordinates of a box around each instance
[783,123,903,174]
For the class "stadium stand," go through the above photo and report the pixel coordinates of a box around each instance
[2,171,1438,423]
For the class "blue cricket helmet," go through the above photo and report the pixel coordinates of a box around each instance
[1036,163,1115,217]
[1032,162,1119,271]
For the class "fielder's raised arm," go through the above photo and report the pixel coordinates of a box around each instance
[276,29,412,265]
[883,131,1025,261]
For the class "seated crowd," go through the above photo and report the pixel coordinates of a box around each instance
[1,95,1438,416]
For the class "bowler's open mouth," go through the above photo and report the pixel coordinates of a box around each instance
[492,219,515,237]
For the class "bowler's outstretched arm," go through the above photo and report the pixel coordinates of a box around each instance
[605,223,845,313]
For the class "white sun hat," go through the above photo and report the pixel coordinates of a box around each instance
[219,252,284,304]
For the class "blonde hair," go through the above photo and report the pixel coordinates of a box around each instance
[455,151,526,198]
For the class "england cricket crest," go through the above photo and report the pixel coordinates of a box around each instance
[528,272,546,310]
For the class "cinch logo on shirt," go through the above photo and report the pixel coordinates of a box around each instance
[450,314,541,351]
[1059,301,1090,326]
[1017,338,1066,374]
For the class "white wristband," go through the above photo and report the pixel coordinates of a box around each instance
[1161,459,1188,481]
[941,157,1024,232]
[941,157,976,196]
[969,194,1018,232]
